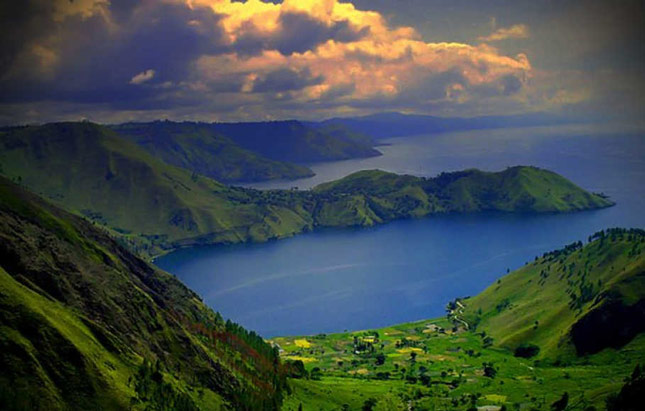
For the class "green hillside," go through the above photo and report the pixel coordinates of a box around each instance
[0,176,287,410]
[312,167,613,227]
[273,230,645,410]
[111,122,314,183]
[461,228,645,360]
[0,123,612,259]
[0,122,314,257]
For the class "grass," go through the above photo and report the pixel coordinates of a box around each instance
[463,229,645,359]
[0,123,612,261]
[0,176,288,410]
[277,319,645,410]
[112,121,314,183]
[274,231,645,410]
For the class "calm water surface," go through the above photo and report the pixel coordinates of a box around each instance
[157,123,645,337]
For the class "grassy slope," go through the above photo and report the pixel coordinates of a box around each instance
[0,123,612,258]
[462,229,645,360]
[0,123,314,257]
[273,231,645,410]
[312,167,613,227]
[0,177,287,410]
[111,122,314,183]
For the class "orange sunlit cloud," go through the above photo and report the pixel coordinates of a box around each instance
[9,0,640,123]
[189,0,531,105]
[478,24,530,42]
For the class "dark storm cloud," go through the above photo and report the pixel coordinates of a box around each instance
[253,68,323,93]
[0,1,226,107]
[232,11,369,56]
[500,75,522,96]
[4,0,640,124]
[274,12,368,54]
[0,1,57,76]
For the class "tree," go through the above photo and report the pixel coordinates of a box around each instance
[375,352,386,365]
[373,393,406,411]
[514,343,540,358]
[419,374,431,386]
[551,392,568,411]
[285,360,308,379]
[483,362,497,378]
[362,397,377,411]
[310,367,322,381]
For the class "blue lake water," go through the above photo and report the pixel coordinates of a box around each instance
[156,123,645,337]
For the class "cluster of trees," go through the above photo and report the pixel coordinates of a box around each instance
[514,343,540,358]
[224,319,279,363]
[129,359,198,411]
[589,228,645,243]
[542,240,583,261]
[482,362,497,378]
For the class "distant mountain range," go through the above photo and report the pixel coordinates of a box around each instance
[1,112,577,185]
[0,117,640,410]
[319,111,574,139]
[112,120,380,183]
[0,122,612,258]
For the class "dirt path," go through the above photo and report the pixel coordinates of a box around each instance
[450,300,470,330]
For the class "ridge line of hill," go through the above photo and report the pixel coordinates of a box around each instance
[0,122,613,259]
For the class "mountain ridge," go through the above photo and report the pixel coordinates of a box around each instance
[0,176,287,410]
[0,122,612,259]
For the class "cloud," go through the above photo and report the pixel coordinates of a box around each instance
[192,0,531,106]
[129,69,156,85]
[479,24,529,42]
[0,0,538,123]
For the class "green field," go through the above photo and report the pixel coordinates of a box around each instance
[273,230,645,410]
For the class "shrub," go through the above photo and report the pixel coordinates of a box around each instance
[514,343,541,358]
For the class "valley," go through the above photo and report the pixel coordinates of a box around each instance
[3,1,644,409]
[273,229,645,410]
[0,122,612,260]
[0,122,643,410]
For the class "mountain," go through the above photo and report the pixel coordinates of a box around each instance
[111,121,313,183]
[321,112,573,139]
[311,167,613,227]
[0,123,612,258]
[273,229,645,410]
[0,159,639,409]
[210,120,381,162]
[0,122,314,257]
[0,176,287,410]
[462,228,645,359]
[305,121,376,147]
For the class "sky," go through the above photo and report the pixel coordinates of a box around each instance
[0,0,643,124]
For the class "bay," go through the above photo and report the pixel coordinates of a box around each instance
[156,123,645,337]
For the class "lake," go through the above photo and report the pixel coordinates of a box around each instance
[156,123,645,337]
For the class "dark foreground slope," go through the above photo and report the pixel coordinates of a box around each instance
[0,123,612,258]
[273,230,645,410]
[111,122,314,183]
[0,177,287,410]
